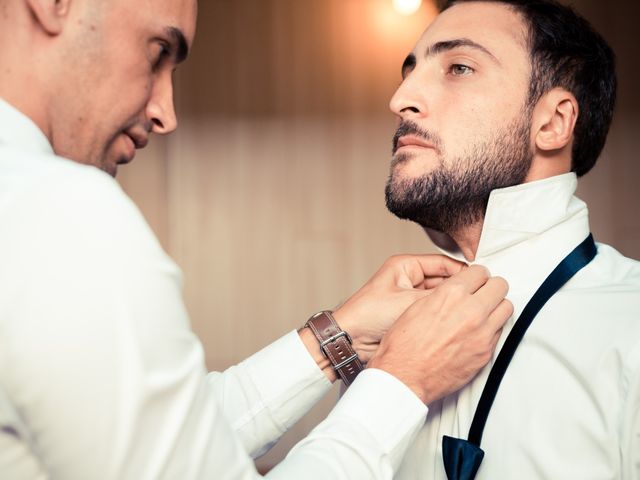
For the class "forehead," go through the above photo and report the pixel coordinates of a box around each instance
[414,2,529,65]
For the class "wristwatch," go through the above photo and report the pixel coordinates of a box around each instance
[305,310,364,386]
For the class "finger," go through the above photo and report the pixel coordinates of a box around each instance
[492,327,504,345]
[399,255,467,289]
[411,254,467,282]
[486,298,514,332]
[422,276,448,289]
[439,264,491,295]
[390,254,459,289]
[488,327,504,353]
[472,276,510,315]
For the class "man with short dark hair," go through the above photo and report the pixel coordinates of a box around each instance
[385,1,640,478]
[0,0,514,478]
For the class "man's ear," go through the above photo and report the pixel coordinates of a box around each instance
[531,88,579,153]
[26,0,73,35]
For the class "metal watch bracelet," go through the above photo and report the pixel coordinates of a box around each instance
[305,310,363,386]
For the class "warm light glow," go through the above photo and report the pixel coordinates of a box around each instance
[392,0,423,15]
[372,0,438,50]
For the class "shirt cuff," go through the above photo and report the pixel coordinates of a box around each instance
[328,368,428,468]
[240,330,333,431]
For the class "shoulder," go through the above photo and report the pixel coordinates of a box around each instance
[0,149,187,366]
[551,241,640,353]
[568,242,640,294]
[2,149,141,229]
[561,241,640,321]
[0,149,178,295]
[556,241,640,320]
[2,149,163,261]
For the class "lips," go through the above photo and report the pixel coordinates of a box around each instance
[396,135,435,152]
[117,134,136,166]
[126,131,149,149]
[116,130,149,166]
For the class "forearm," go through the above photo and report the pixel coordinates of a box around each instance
[298,326,338,383]
[267,369,428,479]
[208,330,333,457]
[213,307,378,458]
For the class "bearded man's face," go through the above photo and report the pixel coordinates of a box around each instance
[386,2,534,234]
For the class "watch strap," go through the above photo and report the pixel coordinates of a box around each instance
[305,311,363,386]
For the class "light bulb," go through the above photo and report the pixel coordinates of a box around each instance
[392,0,422,15]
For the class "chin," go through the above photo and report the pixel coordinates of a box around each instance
[96,154,120,177]
[392,161,437,183]
[102,163,118,177]
[393,151,441,175]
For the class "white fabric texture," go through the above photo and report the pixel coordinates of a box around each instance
[396,173,640,479]
[0,97,428,480]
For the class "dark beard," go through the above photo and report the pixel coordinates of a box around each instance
[385,116,532,235]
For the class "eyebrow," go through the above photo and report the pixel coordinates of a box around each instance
[165,26,189,64]
[426,38,499,64]
[401,37,500,78]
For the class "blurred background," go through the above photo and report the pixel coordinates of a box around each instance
[117,0,640,471]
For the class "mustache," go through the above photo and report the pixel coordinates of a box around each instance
[392,120,443,155]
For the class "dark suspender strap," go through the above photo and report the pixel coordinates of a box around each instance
[467,234,597,446]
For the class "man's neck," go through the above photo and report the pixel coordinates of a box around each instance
[422,218,485,262]
[447,222,484,263]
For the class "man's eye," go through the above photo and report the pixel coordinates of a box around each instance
[154,43,170,68]
[449,64,474,76]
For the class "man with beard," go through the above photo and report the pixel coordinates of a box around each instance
[0,0,515,478]
[385,0,640,479]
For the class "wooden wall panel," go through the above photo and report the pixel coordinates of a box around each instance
[164,116,433,365]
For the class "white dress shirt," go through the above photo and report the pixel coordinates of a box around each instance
[0,98,428,479]
[396,173,640,479]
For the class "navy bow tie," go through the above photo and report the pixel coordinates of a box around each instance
[442,436,484,480]
[441,235,597,480]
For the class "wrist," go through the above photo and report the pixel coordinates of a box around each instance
[298,326,338,383]
[368,356,430,405]
[303,311,364,386]
[332,307,375,362]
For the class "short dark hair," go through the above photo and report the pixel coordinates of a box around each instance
[441,0,617,177]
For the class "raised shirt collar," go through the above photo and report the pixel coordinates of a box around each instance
[427,173,586,263]
[0,97,54,156]
[477,173,585,259]
[426,173,591,316]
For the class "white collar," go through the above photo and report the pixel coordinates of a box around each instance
[0,97,54,156]
[427,173,591,311]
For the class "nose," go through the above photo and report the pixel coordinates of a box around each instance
[389,72,428,121]
[146,72,178,135]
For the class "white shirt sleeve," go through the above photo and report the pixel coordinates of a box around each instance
[269,368,428,479]
[0,163,427,479]
[621,342,640,480]
[206,330,334,458]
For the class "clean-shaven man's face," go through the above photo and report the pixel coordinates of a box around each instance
[49,0,197,176]
[385,1,535,234]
